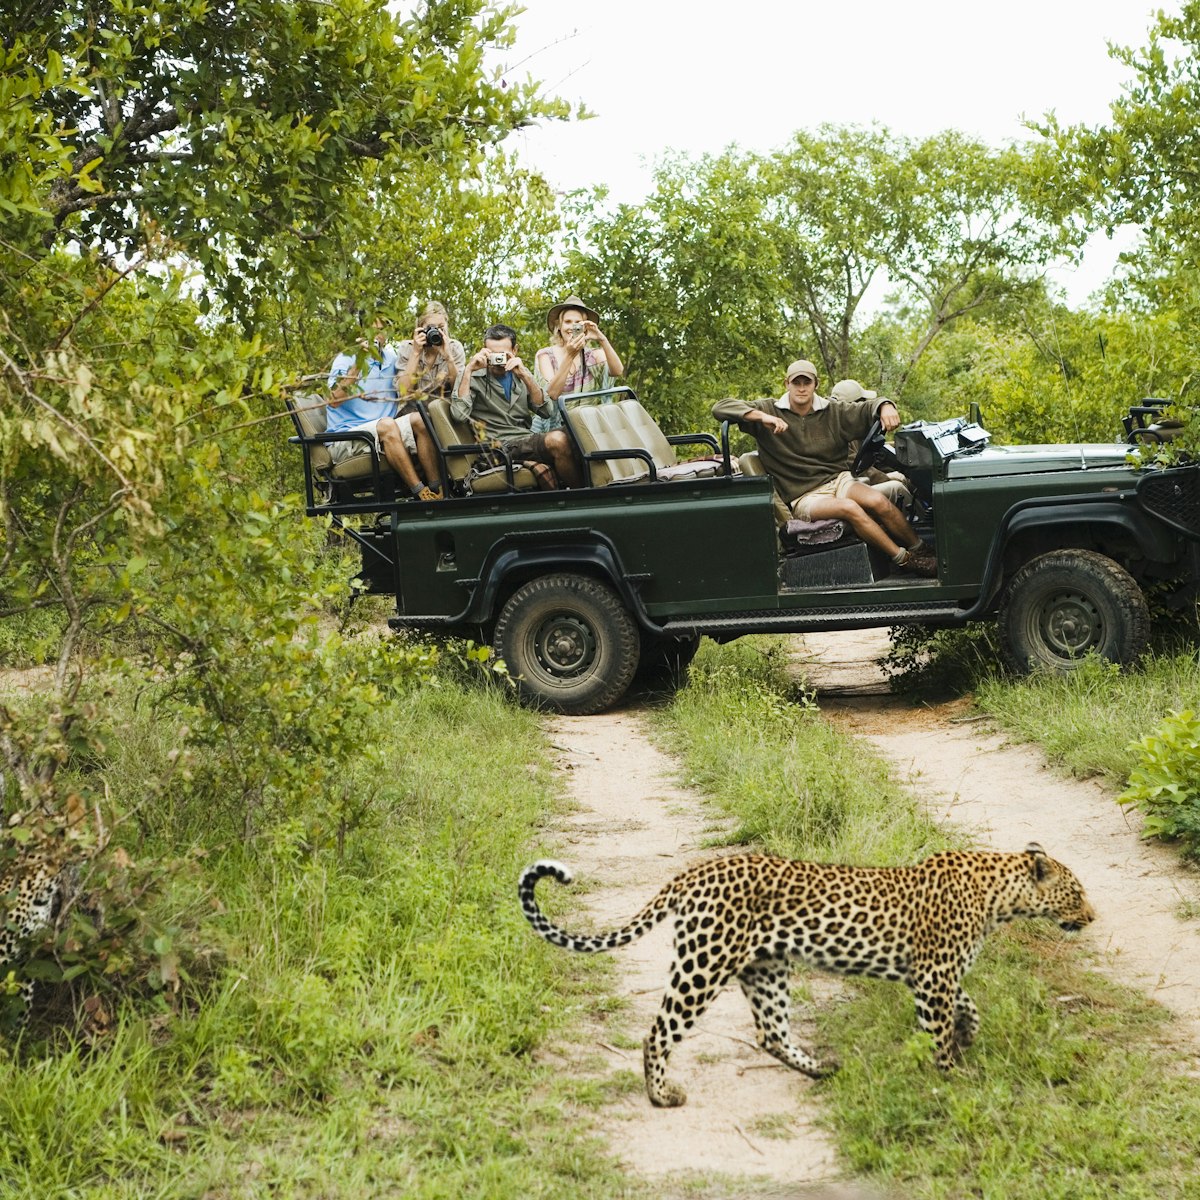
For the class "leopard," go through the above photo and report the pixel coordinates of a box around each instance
[518,843,1095,1107]
[1,855,70,1028]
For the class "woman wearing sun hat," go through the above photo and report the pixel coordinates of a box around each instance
[531,296,626,432]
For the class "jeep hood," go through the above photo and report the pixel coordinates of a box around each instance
[944,443,1134,480]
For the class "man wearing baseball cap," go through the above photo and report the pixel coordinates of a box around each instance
[712,360,936,576]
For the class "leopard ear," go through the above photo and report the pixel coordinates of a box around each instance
[1025,843,1050,882]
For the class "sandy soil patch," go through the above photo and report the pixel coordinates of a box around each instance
[538,709,851,1195]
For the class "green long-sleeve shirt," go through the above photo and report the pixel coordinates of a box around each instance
[712,394,889,504]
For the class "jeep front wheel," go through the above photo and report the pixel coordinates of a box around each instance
[998,549,1149,673]
[493,573,639,714]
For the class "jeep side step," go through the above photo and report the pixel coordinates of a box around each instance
[657,599,967,638]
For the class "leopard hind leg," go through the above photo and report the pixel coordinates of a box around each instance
[953,987,980,1050]
[737,958,837,1078]
[642,950,731,1107]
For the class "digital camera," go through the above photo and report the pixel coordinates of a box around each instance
[564,321,586,337]
[488,352,508,367]
[423,325,444,346]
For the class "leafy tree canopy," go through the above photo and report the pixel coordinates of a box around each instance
[5,0,567,317]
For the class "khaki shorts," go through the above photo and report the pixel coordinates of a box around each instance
[327,414,415,464]
[790,471,857,522]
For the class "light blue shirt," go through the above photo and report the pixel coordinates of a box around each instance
[326,344,399,431]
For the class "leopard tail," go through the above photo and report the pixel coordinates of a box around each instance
[518,860,675,953]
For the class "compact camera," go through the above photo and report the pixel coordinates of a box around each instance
[564,322,586,337]
[423,325,444,346]
[488,352,509,367]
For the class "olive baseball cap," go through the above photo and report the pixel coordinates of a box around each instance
[830,379,878,403]
[786,359,819,383]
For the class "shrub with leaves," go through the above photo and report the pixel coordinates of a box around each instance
[1118,708,1200,857]
[882,622,1003,695]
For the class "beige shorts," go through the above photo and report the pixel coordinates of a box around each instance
[327,413,415,464]
[790,471,857,522]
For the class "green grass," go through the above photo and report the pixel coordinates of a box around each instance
[652,638,1200,1200]
[0,677,632,1200]
[974,651,1200,782]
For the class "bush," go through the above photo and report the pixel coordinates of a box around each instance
[1118,708,1200,857]
[882,622,1003,696]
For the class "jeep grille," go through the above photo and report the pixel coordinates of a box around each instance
[1137,468,1200,539]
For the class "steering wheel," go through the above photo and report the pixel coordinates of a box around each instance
[851,418,888,477]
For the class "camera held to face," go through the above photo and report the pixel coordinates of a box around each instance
[423,325,444,347]
[564,321,586,338]
[488,352,509,367]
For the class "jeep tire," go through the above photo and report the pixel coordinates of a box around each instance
[998,549,1149,673]
[493,573,640,714]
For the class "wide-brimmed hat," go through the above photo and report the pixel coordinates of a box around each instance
[785,359,819,383]
[547,295,600,331]
[830,379,878,403]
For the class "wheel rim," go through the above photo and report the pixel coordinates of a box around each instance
[530,612,597,681]
[1033,589,1103,658]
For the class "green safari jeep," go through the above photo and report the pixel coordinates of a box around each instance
[288,391,1200,714]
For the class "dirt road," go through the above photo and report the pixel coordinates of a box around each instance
[535,633,1200,1193]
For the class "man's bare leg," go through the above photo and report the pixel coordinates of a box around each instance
[407,414,444,492]
[544,430,582,489]
[845,482,922,548]
[804,483,927,556]
[376,417,426,493]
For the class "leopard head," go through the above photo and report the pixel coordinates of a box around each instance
[1020,843,1096,932]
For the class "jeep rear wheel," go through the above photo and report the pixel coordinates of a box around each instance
[998,549,1149,673]
[493,573,639,714]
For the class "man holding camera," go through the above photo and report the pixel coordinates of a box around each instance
[453,323,582,489]
[713,359,935,575]
[396,300,465,411]
[327,313,443,501]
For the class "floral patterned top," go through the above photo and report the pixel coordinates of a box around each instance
[531,345,613,432]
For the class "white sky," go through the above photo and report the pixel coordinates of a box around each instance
[502,0,1173,305]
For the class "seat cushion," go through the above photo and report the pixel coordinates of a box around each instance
[616,399,677,469]
[290,394,335,471]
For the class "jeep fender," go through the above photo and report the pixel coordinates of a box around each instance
[970,495,1178,617]
[459,531,663,634]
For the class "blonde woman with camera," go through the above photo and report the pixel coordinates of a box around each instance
[532,296,625,432]
[396,300,466,413]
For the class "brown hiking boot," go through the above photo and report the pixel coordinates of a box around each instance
[413,485,442,502]
[900,547,938,577]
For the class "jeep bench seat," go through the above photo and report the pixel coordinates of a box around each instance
[565,399,729,487]
[423,397,541,495]
[287,393,401,507]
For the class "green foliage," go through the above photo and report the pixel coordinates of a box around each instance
[653,639,945,863]
[0,680,629,1198]
[556,126,1062,429]
[976,650,1200,785]
[901,302,1192,445]
[822,934,1200,1199]
[0,0,571,1049]
[881,623,1003,696]
[1033,2,1200,260]
[1118,709,1200,855]
[9,1,566,317]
